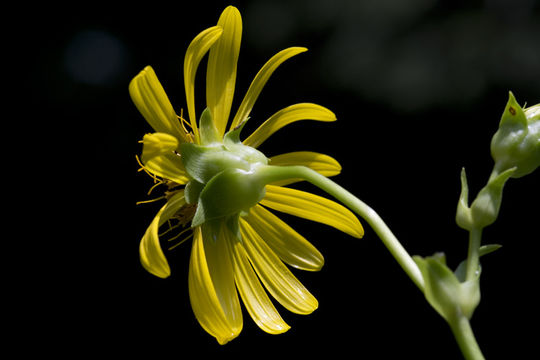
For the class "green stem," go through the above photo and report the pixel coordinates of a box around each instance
[257,165,490,359]
[258,165,424,290]
[466,227,483,281]
[449,314,485,360]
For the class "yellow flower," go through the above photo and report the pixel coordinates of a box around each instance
[130,6,364,345]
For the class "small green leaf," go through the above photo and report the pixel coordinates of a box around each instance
[456,168,473,231]
[454,244,502,282]
[479,244,502,257]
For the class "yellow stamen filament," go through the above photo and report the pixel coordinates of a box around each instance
[168,233,194,251]
[147,180,166,195]
[167,226,192,242]
[177,108,196,143]
[135,154,161,183]
[136,196,167,205]
[159,220,184,237]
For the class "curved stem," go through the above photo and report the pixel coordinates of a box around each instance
[257,165,425,290]
[256,165,490,359]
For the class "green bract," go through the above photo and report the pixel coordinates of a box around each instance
[413,253,480,322]
[457,167,516,230]
[181,109,270,227]
[491,92,540,178]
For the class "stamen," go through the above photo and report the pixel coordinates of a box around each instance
[167,226,192,242]
[135,154,161,183]
[174,203,197,226]
[178,108,196,143]
[178,108,191,133]
[159,220,183,237]
[168,233,193,251]
[136,195,166,206]
[147,180,166,195]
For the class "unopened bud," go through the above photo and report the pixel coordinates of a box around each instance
[491,92,540,178]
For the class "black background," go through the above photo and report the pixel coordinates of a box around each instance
[21,0,539,358]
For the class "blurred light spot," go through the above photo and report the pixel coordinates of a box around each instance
[64,30,127,86]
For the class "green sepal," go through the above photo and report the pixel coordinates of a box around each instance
[199,108,221,145]
[456,168,473,231]
[191,168,267,227]
[223,120,247,145]
[470,167,516,228]
[414,253,480,322]
[184,179,205,204]
[180,142,250,184]
[224,121,268,166]
[499,91,528,128]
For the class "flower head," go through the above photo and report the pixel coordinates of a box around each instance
[130,6,363,344]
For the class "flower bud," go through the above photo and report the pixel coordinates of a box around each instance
[491,92,540,178]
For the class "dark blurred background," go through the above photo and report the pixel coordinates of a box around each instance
[24,0,539,358]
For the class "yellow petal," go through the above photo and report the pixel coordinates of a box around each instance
[139,190,185,278]
[230,47,307,130]
[129,66,189,143]
[188,227,242,345]
[269,151,342,186]
[184,26,223,143]
[206,6,242,137]
[260,185,364,238]
[202,222,243,336]
[239,220,318,315]
[245,205,324,271]
[140,133,189,184]
[243,103,336,148]
[229,232,290,334]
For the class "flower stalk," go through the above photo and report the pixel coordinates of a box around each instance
[449,315,485,360]
[255,165,425,291]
